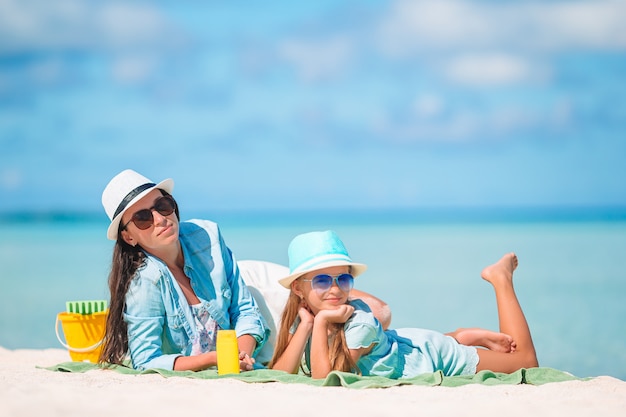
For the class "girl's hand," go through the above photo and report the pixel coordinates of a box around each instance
[239,351,255,371]
[298,299,315,327]
[317,304,355,325]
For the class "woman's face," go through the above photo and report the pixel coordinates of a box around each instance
[293,265,351,315]
[120,189,180,252]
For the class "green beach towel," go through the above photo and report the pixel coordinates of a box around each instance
[42,362,584,388]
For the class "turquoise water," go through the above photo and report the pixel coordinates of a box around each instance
[1,212,625,380]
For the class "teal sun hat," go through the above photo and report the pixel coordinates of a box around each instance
[278,230,368,288]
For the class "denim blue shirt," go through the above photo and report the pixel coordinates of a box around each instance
[123,219,269,370]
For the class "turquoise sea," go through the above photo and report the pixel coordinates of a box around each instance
[1,208,625,381]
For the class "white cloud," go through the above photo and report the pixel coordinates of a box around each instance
[370,98,573,143]
[111,55,157,84]
[377,1,493,54]
[489,107,538,134]
[275,1,624,88]
[445,54,534,86]
[97,3,173,48]
[278,36,355,81]
[377,0,626,53]
[412,94,445,119]
[370,107,482,143]
[532,1,626,50]
[0,0,184,53]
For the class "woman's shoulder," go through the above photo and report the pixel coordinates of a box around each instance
[133,255,168,285]
[179,220,224,253]
[125,257,170,304]
[179,219,220,236]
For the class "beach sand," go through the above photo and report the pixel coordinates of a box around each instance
[1,346,624,417]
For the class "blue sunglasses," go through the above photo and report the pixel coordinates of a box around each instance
[302,273,354,293]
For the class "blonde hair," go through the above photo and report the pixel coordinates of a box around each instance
[269,283,358,375]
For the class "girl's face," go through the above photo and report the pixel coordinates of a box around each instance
[292,265,351,315]
[120,189,180,252]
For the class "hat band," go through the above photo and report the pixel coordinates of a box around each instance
[113,182,156,219]
[292,253,352,274]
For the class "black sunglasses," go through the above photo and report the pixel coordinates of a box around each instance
[302,273,354,293]
[122,195,177,231]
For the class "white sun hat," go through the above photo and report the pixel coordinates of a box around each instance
[101,169,174,240]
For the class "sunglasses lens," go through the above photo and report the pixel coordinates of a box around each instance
[311,274,333,292]
[155,196,176,216]
[131,209,154,230]
[337,274,354,291]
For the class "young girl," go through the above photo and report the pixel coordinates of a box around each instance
[269,230,539,379]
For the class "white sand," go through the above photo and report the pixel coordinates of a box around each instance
[1,346,624,417]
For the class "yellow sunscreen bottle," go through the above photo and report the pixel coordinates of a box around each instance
[216,330,240,375]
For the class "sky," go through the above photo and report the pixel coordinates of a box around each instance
[1,0,625,215]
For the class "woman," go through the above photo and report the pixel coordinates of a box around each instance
[99,169,269,371]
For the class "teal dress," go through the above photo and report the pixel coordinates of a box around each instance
[307,299,479,379]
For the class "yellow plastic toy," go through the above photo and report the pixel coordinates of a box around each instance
[55,300,108,363]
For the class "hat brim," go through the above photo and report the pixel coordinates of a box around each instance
[278,260,367,289]
[106,178,174,240]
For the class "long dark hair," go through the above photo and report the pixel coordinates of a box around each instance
[98,190,179,366]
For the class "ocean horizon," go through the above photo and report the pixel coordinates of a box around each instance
[2,205,625,225]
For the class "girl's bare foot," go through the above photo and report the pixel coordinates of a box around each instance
[449,328,517,352]
[481,252,518,286]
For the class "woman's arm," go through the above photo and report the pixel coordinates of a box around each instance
[173,351,218,371]
[237,334,257,357]
[172,334,258,372]
[237,334,257,370]
[124,267,181,371]
[172,334,257,372]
